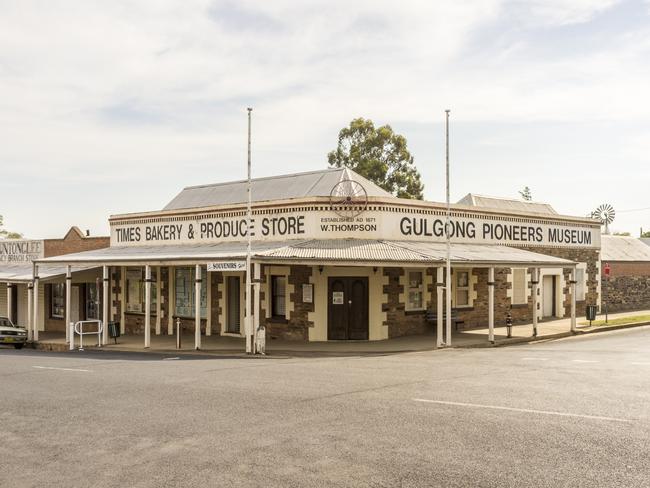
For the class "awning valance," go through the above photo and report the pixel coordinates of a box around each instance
[34,239,574,268]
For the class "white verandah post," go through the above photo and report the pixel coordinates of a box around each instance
[102,265,109,345]
[33,264,39,342]
[436,267,444,348]
[195,264,201,350]
[570,267,577,333]
[65,265,72,343]
[7,283,13,325]
[27,282,33,341]
[488,267,495,343]
[532,268,539,337]
[144,265,151,348]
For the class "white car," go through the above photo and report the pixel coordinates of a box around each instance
[0,316,27,349]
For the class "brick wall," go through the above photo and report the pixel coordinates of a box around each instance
[43,227,109,257]
[383,267,429,338]
[264,265,313,341]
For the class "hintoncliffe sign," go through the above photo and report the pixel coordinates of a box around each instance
[110,204,600,249]
[0,240,44,264]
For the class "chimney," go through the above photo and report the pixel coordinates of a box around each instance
[86,229,90,237]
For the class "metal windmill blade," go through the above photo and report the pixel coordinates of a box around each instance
[329,179,368,219]
[592,204,616,234]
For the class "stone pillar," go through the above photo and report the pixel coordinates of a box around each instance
[155,266,161,335]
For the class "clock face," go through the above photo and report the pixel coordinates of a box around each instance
[329,180,368,219]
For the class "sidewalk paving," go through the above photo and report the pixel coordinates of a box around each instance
[30,309,650,357]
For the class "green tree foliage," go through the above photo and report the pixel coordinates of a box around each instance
[0,215,22,239]
[641,231,650,238]
[613,232,631,236]
[519,186,532,201]
[328,118,424,200]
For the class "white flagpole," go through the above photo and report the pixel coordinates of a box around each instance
[246,107,253,354]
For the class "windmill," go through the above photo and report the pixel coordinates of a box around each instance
[591,204,616,234]
[329,179,368,220]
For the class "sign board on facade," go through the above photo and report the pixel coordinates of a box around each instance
[0,240,44,264]
[111,206,600,249]
[332,291,344,305]
[207,261,247,272]
[302,284,313,303]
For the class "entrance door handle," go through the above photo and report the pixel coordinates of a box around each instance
[348,300,352,305]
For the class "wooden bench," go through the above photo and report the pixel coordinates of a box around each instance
[426,309,465,331]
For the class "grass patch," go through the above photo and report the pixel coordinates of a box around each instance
[579,315,650,327]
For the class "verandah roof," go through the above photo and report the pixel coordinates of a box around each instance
[34,239,574,268]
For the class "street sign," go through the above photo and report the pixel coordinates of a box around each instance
[207,261,246,272]
[604,262,611,277]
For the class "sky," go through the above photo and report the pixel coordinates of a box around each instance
[1,0,650,238]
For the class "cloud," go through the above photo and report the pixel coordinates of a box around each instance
[0,0,650,236]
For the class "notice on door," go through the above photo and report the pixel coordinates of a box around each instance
[332,291,344,305]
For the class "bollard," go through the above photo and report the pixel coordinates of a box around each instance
[176,317,182,350]
[506,311,513,339]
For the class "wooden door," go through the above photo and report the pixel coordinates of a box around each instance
[542,275,554,317]
[226,276,241,333]
[327,277,369,340]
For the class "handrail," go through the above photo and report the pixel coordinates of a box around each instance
[69,320,103,351]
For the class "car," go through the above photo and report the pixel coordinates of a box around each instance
[0,316,28,349]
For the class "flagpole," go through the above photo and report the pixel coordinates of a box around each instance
[445,109,452,346]
[246,107,253,354]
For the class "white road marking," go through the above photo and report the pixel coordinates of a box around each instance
[163,357,180,361]
[571,359,598,363]
[33,366,91,372]
[521,357,549,361]
[413,399,631,423]
[631,362,650,366]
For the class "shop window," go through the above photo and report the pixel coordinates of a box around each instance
[271,275,286,318]
[455,270,470,307]
[576,268,586,301]
[86,283,100,319]
[50,283,65,318]
[406,270,424,311]
[126,268,157,314]
[175,267,206,318]
[512,269,527,305]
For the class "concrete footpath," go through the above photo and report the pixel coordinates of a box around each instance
[28,309,650,357]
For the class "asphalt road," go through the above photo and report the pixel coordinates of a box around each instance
[2,327,650,488]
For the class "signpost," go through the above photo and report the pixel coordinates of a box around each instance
[603,263,612,324]
[207,261,246,272]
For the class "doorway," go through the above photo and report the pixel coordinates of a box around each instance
[327,277,369,340]
[542,275,556,318]
[226,276,241,334]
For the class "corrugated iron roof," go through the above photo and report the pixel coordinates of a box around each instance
[163,168,393,210]
[457,193,558,215]
[37,239,572,267]
[601,236,650,261]
[0,264,98,282]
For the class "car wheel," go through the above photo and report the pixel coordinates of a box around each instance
[14,343,24,350]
